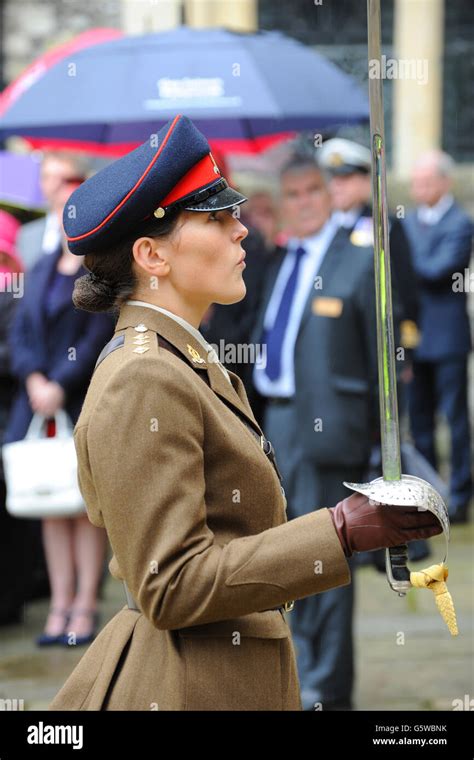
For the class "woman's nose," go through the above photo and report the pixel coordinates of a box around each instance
[233,219,248,242]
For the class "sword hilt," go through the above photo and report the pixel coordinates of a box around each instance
[343,474,450,596]
[386,544,411,596]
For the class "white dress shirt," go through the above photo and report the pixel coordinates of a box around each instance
[126,300,231,383]
[42,213,62,254]
[253,217,338,397]
[417,194,454,226]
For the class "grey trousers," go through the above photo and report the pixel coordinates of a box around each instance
[264,400,364,710]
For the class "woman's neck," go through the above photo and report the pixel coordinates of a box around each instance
[131,292,210,329]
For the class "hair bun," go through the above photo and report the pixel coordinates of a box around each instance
[72,271,117,312]
[88,271,112,287]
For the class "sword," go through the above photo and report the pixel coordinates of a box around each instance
[343,0,450,596]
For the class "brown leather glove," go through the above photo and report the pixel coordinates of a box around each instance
[328,492,443,558]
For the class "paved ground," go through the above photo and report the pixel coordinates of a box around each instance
[354,521,473,710]
[0,515,472,711]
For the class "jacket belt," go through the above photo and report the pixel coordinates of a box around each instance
[123,581,294,614]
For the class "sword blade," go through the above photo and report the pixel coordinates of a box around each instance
[367,0,401,482]
[367,0,411,593]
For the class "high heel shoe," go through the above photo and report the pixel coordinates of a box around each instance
[36,607,71,647]
[60,608,99,647]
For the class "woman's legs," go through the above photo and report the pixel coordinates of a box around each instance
[68,514,107,638]
[41,518,75,635]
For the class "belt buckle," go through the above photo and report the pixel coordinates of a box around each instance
[283,600,295,613]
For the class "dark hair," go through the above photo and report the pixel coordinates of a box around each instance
[72,210,182,314]
[279,153,321,180]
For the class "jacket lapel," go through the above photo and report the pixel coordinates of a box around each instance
[115,303,263,435]
[206,360,262,431]
[298,227,348,334]
[254,230,347,343]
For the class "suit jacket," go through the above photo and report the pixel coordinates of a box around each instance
[4,248,114,443]
[403,202,472,361]
[250,228,379,467]
[16,217,48,271]
[350,204,419,326]
[49,302,350,711]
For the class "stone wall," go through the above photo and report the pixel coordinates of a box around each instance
[3,0,120,82]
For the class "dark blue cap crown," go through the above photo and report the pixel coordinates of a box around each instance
[64,114,246,255]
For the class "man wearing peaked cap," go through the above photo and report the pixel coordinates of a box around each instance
[49,115,441,711]
[318,137,372,177]
[319,136,419,355]
[320,138,425,568]
[64,114,247,256]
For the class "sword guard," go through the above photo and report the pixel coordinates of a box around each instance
[342,475,450,594]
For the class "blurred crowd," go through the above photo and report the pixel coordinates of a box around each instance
[0,139,472,710]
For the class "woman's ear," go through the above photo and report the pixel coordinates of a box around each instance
[132,236,171,279]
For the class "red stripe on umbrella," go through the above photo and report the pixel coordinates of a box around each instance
[0,28,123,117]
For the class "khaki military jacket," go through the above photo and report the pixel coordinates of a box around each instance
[49,303,350,711]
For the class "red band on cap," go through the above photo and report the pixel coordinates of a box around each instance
[159,153,221,208]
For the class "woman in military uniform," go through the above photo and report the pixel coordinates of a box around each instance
[49,115,441,711]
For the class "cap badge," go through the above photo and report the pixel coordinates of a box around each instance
[328,153,343,167]
[134,323,148,332]
[187,344,205,364]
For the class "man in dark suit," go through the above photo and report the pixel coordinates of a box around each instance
[318,139,430,566]
[404,150,473,524]
[17,152,88,271]
[250,154,378,710]
[319,138,419,350]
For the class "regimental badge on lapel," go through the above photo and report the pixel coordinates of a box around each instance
[187,344,205,364]
[350,216,374,247]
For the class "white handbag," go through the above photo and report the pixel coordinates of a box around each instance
[2,409,86,519]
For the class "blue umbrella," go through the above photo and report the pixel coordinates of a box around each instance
[0,27,368,152]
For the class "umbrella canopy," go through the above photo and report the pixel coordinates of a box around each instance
[0,26,368,155]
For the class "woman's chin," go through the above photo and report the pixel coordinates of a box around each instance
[215,283,247,306]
